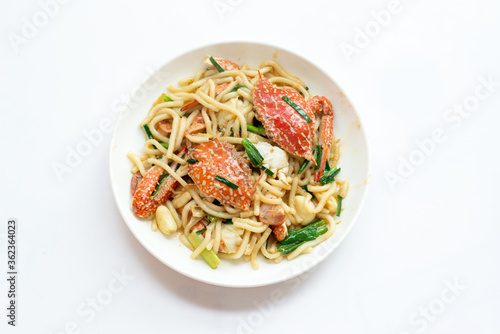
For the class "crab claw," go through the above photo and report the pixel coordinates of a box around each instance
[187,138,254,212]
[253,72,316,161]
[308,96,334,182]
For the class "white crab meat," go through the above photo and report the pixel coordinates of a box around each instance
[254,141,289,180]
[219,224,244,254]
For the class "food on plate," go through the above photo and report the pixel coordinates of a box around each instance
[127,56,348,269]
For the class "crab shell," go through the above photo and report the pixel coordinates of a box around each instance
[253,72,316,162]
[187,138,254,212]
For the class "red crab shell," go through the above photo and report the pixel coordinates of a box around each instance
[252,72,316,162]
[187,138,254,212]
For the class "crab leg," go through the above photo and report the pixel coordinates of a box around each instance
[132,145,187,217]
[308,96,334,182]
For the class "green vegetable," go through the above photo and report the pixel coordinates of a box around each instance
[302,185,315,199]
[209,56,225,73]
[314,145,322,170]
[215,175,239,189]
[259,166,274,176]
[224,219,233,224]
[242,138,264,167]
[186,158,199,164]
[297,159,309,174]
[305,86,309,91]
[246,124,266,136]
[277,219,328,255]
[319,166,341,185]
[163,95,173,102]
[160,142,169,148]
[231,85,248,92]
[196,228,207,235]
[337,195,342,217]
[187,231,221,269]
[282,96,312,124]
[151,172,169,197]
[279,219,327,245]
[206,214,220,223]
[143,124,154,140]
[325,159,331,172]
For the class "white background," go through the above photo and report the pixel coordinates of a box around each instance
[1,0,499,333]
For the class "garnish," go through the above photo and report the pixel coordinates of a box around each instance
[215,175,239,189]
[282,96,312,124]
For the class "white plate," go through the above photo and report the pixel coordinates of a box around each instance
[109,41,370,288]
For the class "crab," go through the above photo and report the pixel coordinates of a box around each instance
[252,71,334,181]
[186,138,254,212]
[131,145,187,217]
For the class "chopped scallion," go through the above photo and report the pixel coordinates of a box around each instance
[297,159,309,174]
[337,195,342,217]
[187,231,221,269]
[242,138,264,167]
[209,56,225,73]
[151,172,169,197]
[215,175,239,189]
[319,166,341,185]
[282,96,312,124]
[206,214,219,223]
[246,124,266,136]
[160,142,168,148]
[314,145,321,170]
[143,124,154,140]
[196,228,207,235]
[163,95,173,102]
[231,85,248,92]
[186,158,199,164]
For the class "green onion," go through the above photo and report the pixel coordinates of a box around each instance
[314,145,322,170]
[143,124,154,140]
[151,172,169,197]
[206,214,219,223]
[231,85,248,92]
[305,86,309,91]
[325,160,331,172]
[209,56,225,73]
[282,96,312,124]
[258,166,274,176]
[319,166,341,185]
[196,228,207,235]
[242,138,264,167]
[163,95,173,102]
[297,159,309,174]
[160,142,168,148]
[247,124,266,136]
[186,158,199,164]
[337,195,342,217]
[302,185,315,199]
[187,231,221,269]
[215,175,239,189]
[224,219,233,225]
[277,219,328,254]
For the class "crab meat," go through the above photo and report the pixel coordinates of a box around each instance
[219,224,244,254]
[253,141,289,181]
[187,138,254,212]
